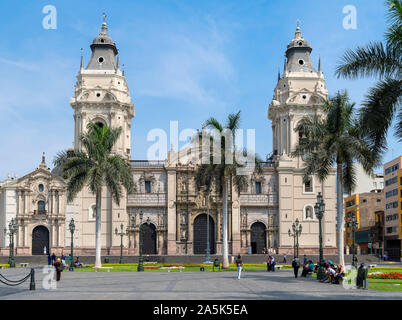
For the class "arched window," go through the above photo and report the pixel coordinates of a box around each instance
[88,204,97,221]
[304,205,315,220]
[38,201,46,214]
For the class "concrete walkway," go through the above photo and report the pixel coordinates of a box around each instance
[1,267,401,300]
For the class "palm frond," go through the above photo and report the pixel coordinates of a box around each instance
[335,42,401,80]
[359,77,402,153]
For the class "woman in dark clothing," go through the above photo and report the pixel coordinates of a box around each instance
[292,258,300,278]
[54,258,63,281]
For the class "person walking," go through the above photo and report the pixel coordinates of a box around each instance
[47,252,52,266]
[292,257,300,278]
[235,255,244,280]
[271,256,276,272]
[51,252,56,265]
[266,255,272,272]
[61,254,66,269]
[283,254,287,263]
[54,258,63,282]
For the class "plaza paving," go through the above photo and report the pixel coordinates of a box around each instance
[0,266,402,300]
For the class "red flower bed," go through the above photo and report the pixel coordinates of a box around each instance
[368,272,402,280]
[144,266,160,269]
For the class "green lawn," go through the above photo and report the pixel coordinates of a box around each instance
[368,279,402,292]
[72,263,292,272]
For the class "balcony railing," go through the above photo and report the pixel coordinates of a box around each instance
[239,193,278,205]
[131,160,165,167]
[33,210,47,215]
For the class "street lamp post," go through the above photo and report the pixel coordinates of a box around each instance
[134,211,150,272]
[288,218,302,259]
[6,218,18,268]
[314,192,326,281]
[69,218,75,271]
[348,214,358,268]
[115,223,128,264]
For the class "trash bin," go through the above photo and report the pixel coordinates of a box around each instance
[213,259,220,272]
[356,263,368,289]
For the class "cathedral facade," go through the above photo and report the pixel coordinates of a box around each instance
[0,22,337,256]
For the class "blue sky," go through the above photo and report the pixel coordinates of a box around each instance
[0,0,400,180]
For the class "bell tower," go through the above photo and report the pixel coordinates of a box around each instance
[268,22,327,165]
[70,18,135,159]
[268,22,336,256]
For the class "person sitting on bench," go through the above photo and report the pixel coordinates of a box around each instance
[301,260,314,277]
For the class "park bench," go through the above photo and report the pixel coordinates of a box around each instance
[368,264,377,269]
[19,263,29,268]
[93,266,113,272]
[160,266,184,272]
[0,265,4,269]
[144,261,158,265]
[275,265,283,270]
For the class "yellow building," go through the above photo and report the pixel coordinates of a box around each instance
[344,194,360,249]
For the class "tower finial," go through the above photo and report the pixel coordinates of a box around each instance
[278,68,281,81]
[116,55,120,72]
[80,48,84,69]
[102,12,107,23]
[318,55,322,73]
[122,63,125,76]
[295,19,302,39]
[39,152,47,169]
[284,57,287,73]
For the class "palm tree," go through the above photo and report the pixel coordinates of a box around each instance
[291,90,379,266]
[194,111,262,268]
[54,123,135,268]
[335,0,402,155]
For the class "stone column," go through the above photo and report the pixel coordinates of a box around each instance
[167,169,177,255]
[231,185,241,255]
[16,190,20,216]
[23,191,26,215]
[217,207,221,242]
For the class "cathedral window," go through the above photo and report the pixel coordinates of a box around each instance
[98,56,104,63]
[38,201,46,214]
[304,205,315,220]
[255,182,261,194]
[145,181,151,193]
[88,204,97,221]
[303,176,314,193]
[298,59,304,65]
[38,184,44,192]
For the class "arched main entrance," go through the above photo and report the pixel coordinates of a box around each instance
[251,222,266,254]
[141,223,156,254]
[32,226,49,255]
[193,214,215,254]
